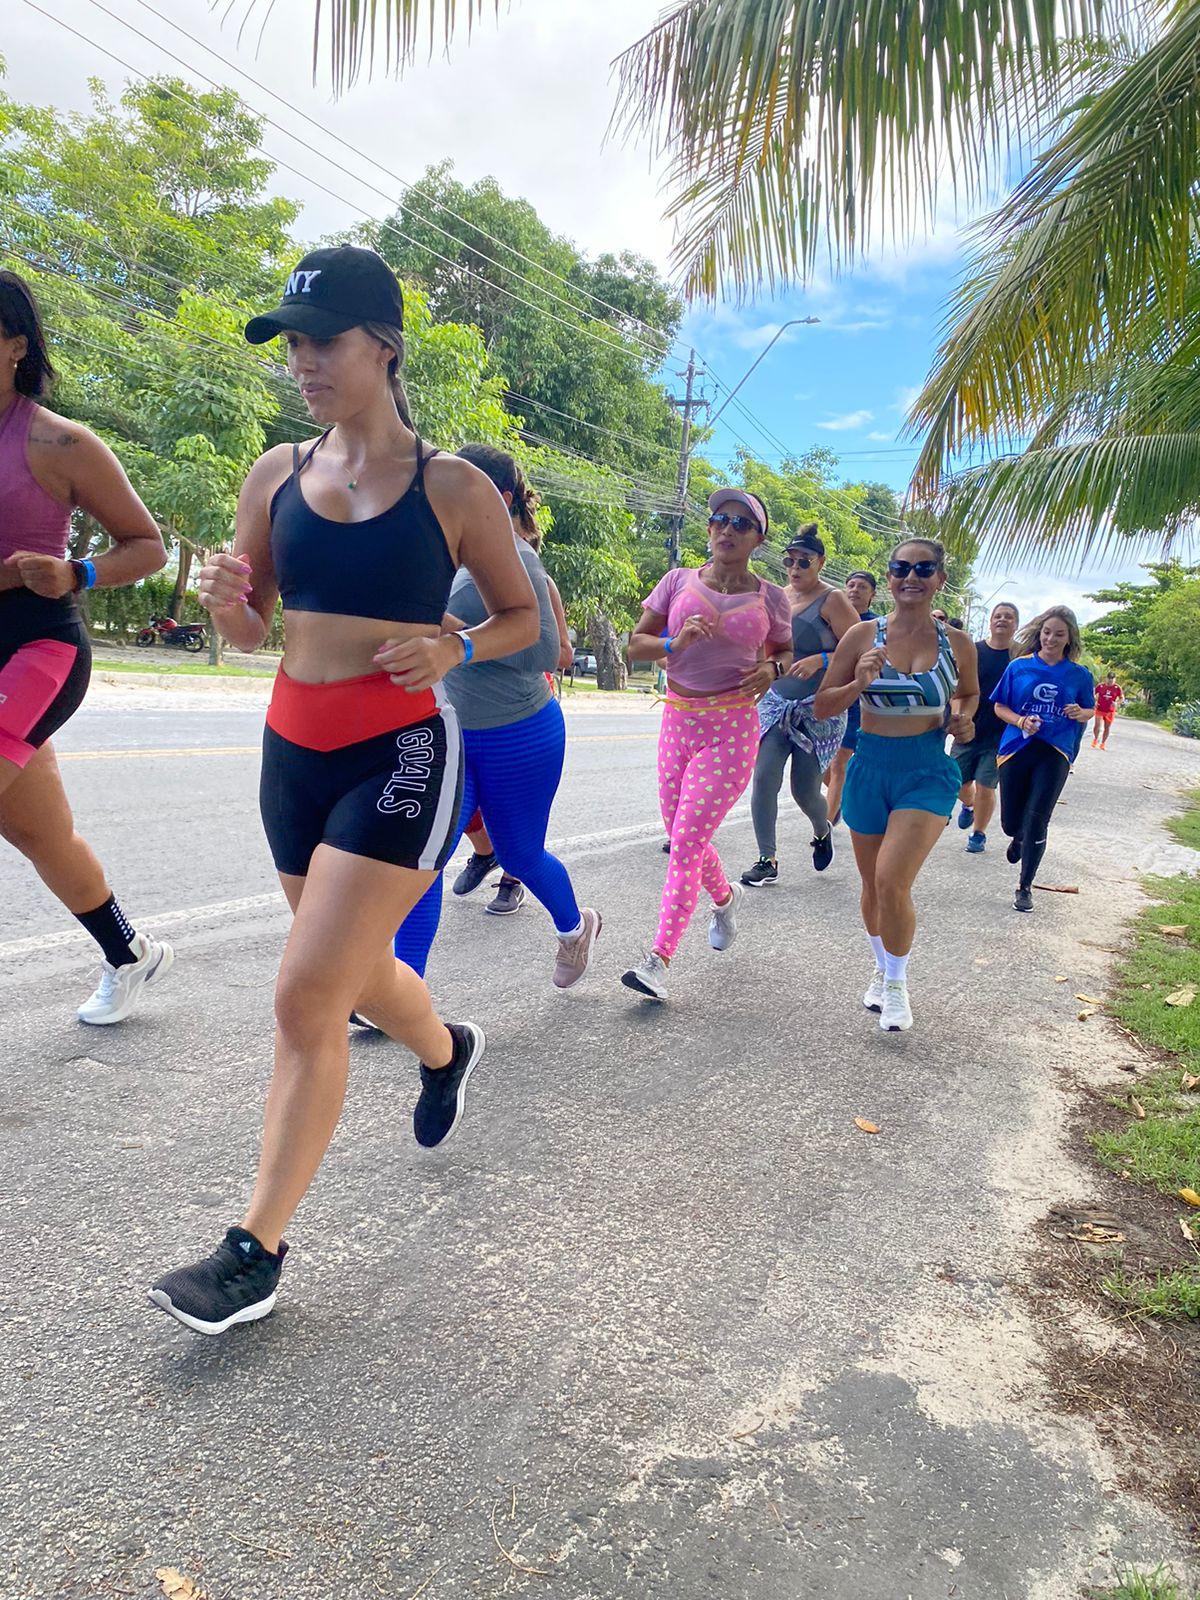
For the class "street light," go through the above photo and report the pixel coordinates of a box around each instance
[707,316,820,427]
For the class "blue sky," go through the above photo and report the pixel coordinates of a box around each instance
[7,0,1187,622]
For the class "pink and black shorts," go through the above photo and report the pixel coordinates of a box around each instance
[0,591,92,769]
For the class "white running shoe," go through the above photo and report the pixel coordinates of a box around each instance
[78,935,174,1025]
[863,968,885,1012]
[621,951,669,1001]
[708,882,743,951]
[879,978,913,1033]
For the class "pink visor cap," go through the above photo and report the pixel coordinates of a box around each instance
[708,488,768,535]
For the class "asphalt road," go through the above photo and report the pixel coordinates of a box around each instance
[2,682,1199,1600]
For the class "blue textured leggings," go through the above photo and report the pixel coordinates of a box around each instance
[394,696,581,976]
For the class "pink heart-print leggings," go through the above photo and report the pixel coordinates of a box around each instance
[654,695,761,959]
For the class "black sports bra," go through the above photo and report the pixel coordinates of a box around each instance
[268,432,457,625]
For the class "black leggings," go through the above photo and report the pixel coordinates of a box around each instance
[998,740,1070,890]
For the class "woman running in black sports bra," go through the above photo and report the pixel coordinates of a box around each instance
[148,247,538,1336]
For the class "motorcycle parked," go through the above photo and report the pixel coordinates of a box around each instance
[135,615,208,653]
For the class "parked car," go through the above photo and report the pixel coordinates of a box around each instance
[572,653,597,677]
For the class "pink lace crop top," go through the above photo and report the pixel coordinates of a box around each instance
[643,565,792,695]
[0,396,73,562]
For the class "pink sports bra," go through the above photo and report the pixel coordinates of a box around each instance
[0,396,73,563]
[643,565,792,695]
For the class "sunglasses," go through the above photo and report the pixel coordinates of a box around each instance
[782,554,815,568]
[888,559,941,580]
[708,513,759,534]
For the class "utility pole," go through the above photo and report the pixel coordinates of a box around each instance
[667,348,706,569]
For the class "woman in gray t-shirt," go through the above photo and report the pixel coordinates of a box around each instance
[393,446,601,988]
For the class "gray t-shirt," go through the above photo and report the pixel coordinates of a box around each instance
[442,538,560,729]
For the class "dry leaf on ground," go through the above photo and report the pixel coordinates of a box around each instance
[1076,993,1105,1005]
[1129,1096,1147,1121]
[1054,975,1068,983]
[1179,1188,1200,1208]
[1182,1073,1200,1092]
[155,1572,206,1600]
[1164,986,1197,1008]
[1181,1219,1197,1243]
[853,1117,880,1135]
[1078,1008,1096,1021]
[1160,925,1189,938]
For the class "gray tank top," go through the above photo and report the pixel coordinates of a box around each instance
[773,590,839,700]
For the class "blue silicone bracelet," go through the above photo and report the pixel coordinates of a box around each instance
[81,559,97,590]
[663,636,674,655]
[457,630,474,666]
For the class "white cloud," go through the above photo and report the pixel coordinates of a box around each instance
[818,409,874,432]
[891,385,923,416]
[866,430,895,442]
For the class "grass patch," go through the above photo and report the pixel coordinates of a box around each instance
[1103,1266,1200,1321]
[1168,788,1200,851]
[1088,1570,1199,1600]
[1086,793,1200,1322]
[93,658,271,678]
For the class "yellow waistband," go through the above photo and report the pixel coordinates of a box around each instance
[662,693,756,714]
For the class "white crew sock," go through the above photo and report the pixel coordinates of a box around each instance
[868,933,886,969]
[556,917,584,941]
[883,948,909,984]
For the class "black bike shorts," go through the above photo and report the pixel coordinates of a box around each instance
[0,591,92,768]
[260,709,464,877]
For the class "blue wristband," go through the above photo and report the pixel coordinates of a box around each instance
[456,630,474,666]
[820,650,829,670]
[663,636,674,655]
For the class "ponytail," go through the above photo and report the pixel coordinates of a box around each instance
[456,442,542,546]
[362,321,414,429]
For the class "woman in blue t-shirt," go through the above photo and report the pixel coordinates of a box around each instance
[991,606,1094,912]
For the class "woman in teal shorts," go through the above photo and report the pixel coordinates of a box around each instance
[814,538,978,1033]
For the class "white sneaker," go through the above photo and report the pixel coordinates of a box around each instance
[879,978,913,1033]
[863,968,885,1012]
[621,950,669,1001]
[708,882,743,951]
[78,935,174,1025]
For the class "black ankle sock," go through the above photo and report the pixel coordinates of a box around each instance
[74,894,140,967]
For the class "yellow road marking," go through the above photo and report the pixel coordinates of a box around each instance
[59,732,658,761]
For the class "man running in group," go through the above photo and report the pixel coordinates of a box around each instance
[952,601,1019,854]
[824,569,878,827]
[1092,670,1124,749]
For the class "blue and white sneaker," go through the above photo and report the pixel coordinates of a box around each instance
[966,831,986,854]
[149,1226,287,1335]
[414,1022,486,1148]
[956,804,974,830]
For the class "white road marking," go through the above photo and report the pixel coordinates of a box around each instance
[0,808,754,960]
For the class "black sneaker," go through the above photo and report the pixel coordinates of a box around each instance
[453,851,498,896]
[349,1010,383,1032]
[148,1226,287,1336]
[1014,886,1034,913]
[414,1022,486,1148]
[485,876,525,915]
[741,856,779,887]
[1006,837,1022,864]
[810,830,835,872]
[661,839,671,854]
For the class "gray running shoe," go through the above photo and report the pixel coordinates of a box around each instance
[708,882,743,951]
[621,951,669,1001]
[485,876,526,916]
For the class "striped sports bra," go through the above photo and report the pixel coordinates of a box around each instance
[860,615,958,716]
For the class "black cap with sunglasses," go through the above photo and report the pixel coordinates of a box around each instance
[785,527,824,558]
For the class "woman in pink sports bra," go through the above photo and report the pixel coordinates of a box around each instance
[621,489,792,1000]
[0,271,170,1024]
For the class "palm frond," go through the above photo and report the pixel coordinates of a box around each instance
[237,0,496,91]
[934,433,1200,567]
[614,0,1121,294]
[911,4,1200,491]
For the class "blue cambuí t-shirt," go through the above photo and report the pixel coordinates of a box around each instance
[992,654,1095,764]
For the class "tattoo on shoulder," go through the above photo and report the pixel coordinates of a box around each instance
[30,429,78,449]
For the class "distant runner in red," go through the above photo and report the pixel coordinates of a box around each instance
[1091,671,1124,749]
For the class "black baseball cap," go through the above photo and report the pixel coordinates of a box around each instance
[786,527,824,556]
[244,246,404,344]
